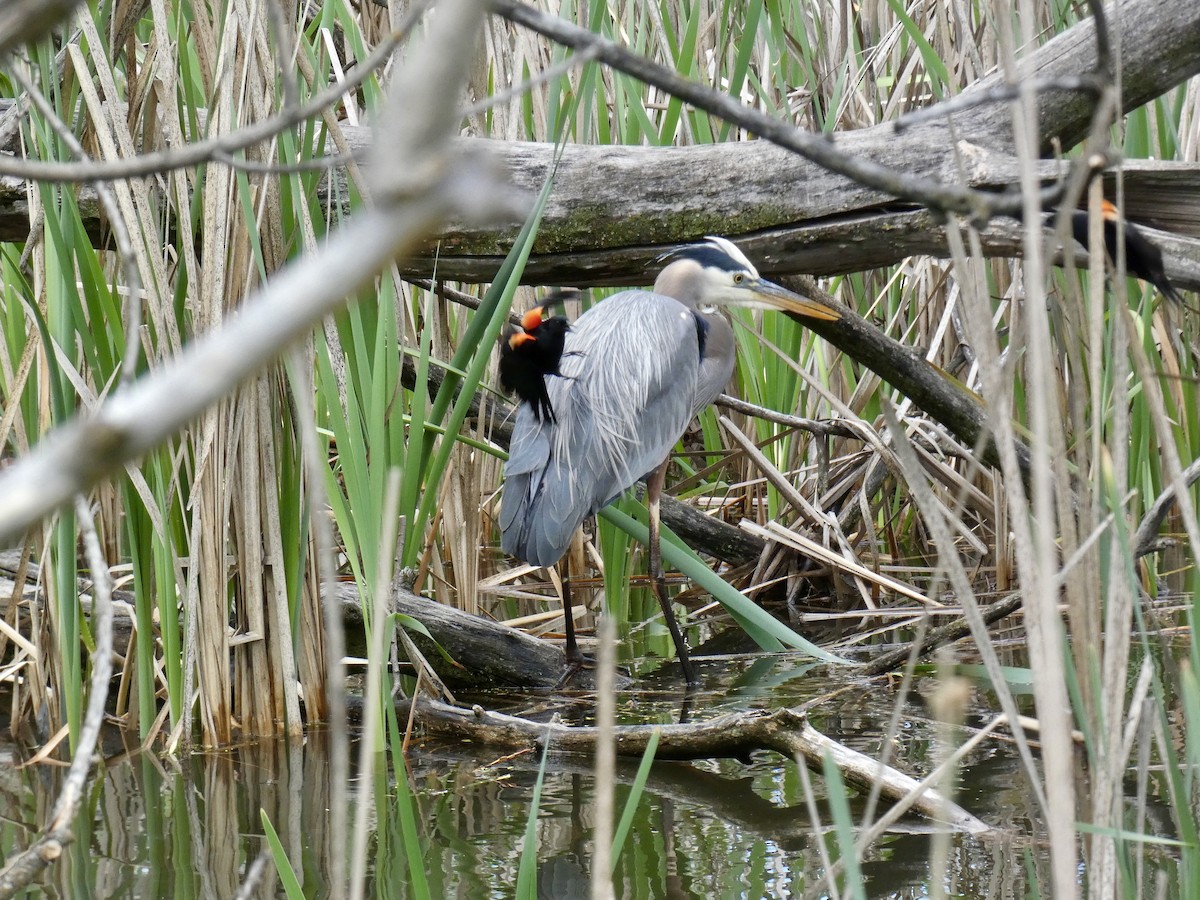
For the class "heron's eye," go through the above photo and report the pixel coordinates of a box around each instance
[733,272,745,284]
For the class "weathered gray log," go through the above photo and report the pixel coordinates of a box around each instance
[0,549,601,690]
[0,551,139,659]
[393,160,1200,290]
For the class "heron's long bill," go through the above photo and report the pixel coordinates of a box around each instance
[741,278,841,321]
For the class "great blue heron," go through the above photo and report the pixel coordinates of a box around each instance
[500,236,840,682]
[1069,200,1185,305]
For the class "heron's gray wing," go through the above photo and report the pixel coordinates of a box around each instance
[499,406,559,564]
[500,291,701,567]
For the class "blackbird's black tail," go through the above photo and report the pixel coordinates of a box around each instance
[1069,204,1193,310]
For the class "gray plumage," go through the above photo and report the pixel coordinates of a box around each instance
[501,290,732,565]
[499,236,839,568]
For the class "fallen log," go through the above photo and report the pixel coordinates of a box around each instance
[395,695,991,834]
[325,580,610,690]
[0,549,603,691]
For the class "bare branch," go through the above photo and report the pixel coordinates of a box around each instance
[0,1,431,184]
[486,0,1059,220]
[861,594,1024,676]
[0,0,515,546]
[0,497,113,900]
[715,394,862,440]
[398,696,990,834]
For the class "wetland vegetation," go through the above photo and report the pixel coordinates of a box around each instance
[1,0,1199,896]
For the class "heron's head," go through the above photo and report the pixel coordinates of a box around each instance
[654,236,839,321]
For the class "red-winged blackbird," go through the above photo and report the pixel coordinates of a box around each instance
[499,294,574,423]
[1070,199,1185,306]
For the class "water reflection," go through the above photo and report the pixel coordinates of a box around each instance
[0,653,1183,898]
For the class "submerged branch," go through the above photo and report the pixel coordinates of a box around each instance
[861,593,1025,677]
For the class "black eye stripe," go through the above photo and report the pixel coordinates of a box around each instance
[662,245,745,273]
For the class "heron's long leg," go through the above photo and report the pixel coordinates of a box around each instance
[561,551,581,665]
[647,458,698,684]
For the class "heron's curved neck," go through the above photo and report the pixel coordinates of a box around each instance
[691,309,735,414]
[653,259,705,306]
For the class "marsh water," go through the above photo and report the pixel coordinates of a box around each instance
[0,649,1184,898]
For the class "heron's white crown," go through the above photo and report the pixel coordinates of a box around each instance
[702,235,760,277]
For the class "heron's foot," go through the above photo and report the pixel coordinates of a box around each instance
[554,651,594,689]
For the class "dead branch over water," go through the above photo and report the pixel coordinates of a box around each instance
[394,696,990,834]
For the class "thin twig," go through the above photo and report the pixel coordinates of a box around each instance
[715,394,861,439]
[0,498,114,900]
[0,1,432,184]
[893,75,1104,133]
[233,850,273,900]
[210,145,368,174]
[460,43,604,118]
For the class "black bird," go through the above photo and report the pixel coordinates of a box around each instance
[1070,199,1185,306]
[499,294,574,423]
